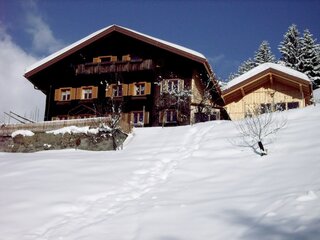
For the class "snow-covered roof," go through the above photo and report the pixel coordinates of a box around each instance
[25,26,111,74]
[225,62,310,90]
[25,24,206,76]
[120,26,206,59]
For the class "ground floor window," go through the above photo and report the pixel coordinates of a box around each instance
[287,102,299,109]
[166,110,177,123]
[260,103,272,113]
[133,111,144,126]
[275,102,286,111]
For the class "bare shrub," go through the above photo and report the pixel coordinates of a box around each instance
[235,106,287,156]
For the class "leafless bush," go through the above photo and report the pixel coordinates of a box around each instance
[235,106,287,156]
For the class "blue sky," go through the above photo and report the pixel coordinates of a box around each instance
[0,0,319,120]
[2,0,320,79]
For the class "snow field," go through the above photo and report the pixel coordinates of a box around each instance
[0,104,320,240]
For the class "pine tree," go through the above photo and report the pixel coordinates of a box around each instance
[238,58,257,74]
[299,29,320,87]
[227,58,256,81]
[228,42,275,81]
[254,41,276,64]
[279,24,301,70]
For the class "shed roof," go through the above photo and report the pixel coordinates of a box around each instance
[222,62,312,105]
[24,24,208,78]
[224,63,310,91]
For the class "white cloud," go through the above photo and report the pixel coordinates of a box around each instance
[0,24,45,123]
[24,0,64,54]
[207,54,225,64]
[208,54,241,80]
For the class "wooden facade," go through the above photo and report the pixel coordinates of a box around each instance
[24,25,223,128]
[222,63,312,120]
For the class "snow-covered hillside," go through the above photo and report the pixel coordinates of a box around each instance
[1,105,320,240]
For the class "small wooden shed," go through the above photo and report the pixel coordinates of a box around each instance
[222,63,313,120]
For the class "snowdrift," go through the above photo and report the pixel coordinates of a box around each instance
[0,105,320,240]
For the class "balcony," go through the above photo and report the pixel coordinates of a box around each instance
[75,59,154,75]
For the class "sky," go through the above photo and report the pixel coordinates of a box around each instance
[0,0,320,121]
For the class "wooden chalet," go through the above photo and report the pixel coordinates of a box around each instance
[222,63,313,120]
[24,25,224,129]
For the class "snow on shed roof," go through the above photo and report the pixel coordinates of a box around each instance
[225,62,310,90]
[25,24,206,76]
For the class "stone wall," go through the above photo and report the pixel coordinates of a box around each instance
[0,130,127,153]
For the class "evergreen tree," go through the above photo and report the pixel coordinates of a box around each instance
[299,29,320,86]
[227,58,256,81]
[279,24,301,70]
[254,41,276,64]
[238,58,257,74]
[228,42,275,81]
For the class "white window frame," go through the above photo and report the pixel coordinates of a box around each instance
[82,88,93,99]
[135,83,145,95]
[168,79,179,92]
[61,89,71,101]
[133,111,144,126]
[161,79,183,93]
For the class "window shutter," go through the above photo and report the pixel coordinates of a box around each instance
[122,54,131,61]
[144,111,149,124]
[54,89,60,101]
[159,111,165,123]
[92,86,98,98]
[145,82,151,95]
[160,81,163,93]
[161,80,168,93]
[122,84,128,96]
[93,57,100,63]
[70,88,77,100]
[106,84,113,97]
[179,79,184,91]
[129,83,135,96]
[76,87,82,99]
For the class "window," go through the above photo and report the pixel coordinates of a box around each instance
[82,88,93,99]
[61,89,71,101]
[260,103,272,114]
[166,110,177,123]
[112,85,123,97]
[288,102,299,109]
[275,103,286,111]
[161,79,183,93]
[135,83,145,95]
[168,79,179,92]
[133,111,144,125]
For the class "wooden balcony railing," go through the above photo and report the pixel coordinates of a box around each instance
[75,59,154,75]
